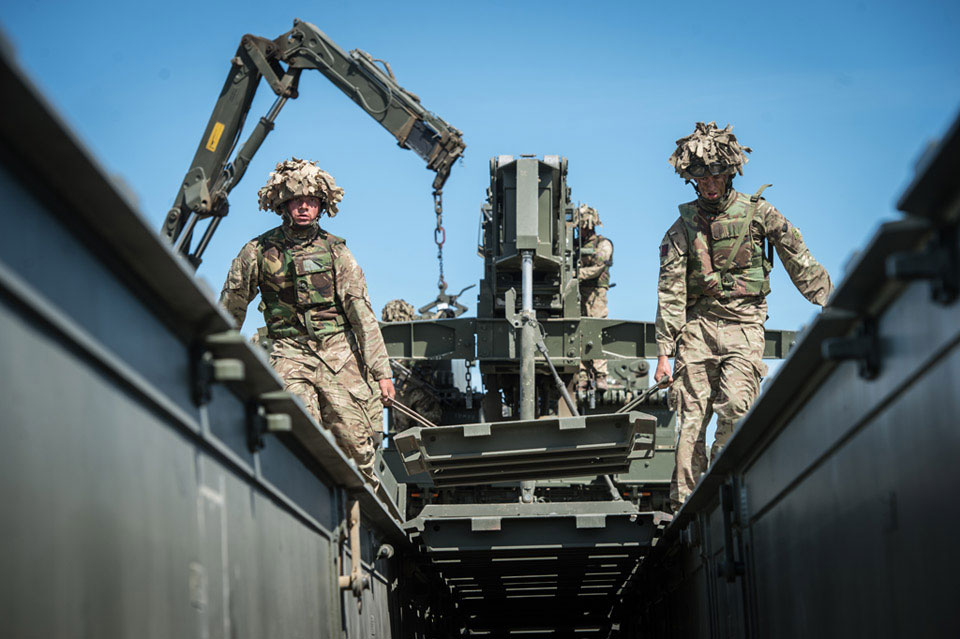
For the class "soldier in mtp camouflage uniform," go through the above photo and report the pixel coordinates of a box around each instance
[655,122,832,511]
[219,158,395,489]
[577,204,614,391]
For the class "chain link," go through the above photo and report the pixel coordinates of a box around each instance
[433,189,446,291]
[464,360,473,390]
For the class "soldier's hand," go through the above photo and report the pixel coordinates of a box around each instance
[378,378,396,405]
[654,356,673,387]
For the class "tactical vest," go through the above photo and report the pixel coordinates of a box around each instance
[678,188,773,303]
[581,234,614,288]
[255,226,347,339]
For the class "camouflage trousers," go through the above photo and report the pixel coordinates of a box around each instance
[270,337,383,489]
[580,286,608,385]
[669,317,766,510]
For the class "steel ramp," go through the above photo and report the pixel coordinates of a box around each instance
[405,502,655,636]
[391,411,656,486]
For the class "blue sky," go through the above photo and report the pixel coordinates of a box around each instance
[3,1,958,377]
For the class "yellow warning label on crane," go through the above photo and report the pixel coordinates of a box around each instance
[205,122,226,152]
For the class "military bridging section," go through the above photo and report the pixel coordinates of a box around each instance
[393,411,656,486]
[381,153,797,513]
[406,501,658,636]
[5,19,957,638]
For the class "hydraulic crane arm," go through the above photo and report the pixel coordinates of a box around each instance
[162,19,465,266]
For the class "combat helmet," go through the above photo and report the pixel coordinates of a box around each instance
[668,122,752,180]
[575,204,601,230]
[382,299,417,322]
[257,157,345,217]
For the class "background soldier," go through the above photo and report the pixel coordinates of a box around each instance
[219,158,395,488]
[655,122,832,511]
[382,299,417,323]
[576,204,614,391]
[381,299,443,430]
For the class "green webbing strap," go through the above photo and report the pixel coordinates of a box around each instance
[718,184,772,281]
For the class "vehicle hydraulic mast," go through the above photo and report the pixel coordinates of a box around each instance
[162,19,465,267]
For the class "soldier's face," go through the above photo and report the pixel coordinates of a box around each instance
[694,174,727,201]
[286,195,322,226]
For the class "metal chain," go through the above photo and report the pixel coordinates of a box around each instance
[433,189,446,291]
[464,360,473,390]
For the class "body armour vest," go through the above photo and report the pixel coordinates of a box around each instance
[255,226,347,339]
[678,189,773,304]
[581,234,614,288]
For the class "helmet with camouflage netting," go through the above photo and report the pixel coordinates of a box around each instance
[257,157,345,217]
[575,204,601,229]
[668,122,752,180]
[382,299,417,322]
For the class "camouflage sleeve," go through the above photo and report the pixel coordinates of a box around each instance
[655,220,688,357]
[761,203,833,306]
[578,237,614,281]
[333,243,392,380]
[218,240,260,328]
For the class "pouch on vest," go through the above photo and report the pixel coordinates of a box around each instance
[710,219,754,271]
[294,252,345,338]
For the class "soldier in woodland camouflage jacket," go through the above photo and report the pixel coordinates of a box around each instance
[576,205,614,390]
[655,123,832,511]
[220,158,395,489]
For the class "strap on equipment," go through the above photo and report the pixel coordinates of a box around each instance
[718,184,772,281]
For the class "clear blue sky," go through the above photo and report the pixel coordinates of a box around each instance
[3,0,958,357]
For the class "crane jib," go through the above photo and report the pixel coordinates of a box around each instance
[163,18,465,269]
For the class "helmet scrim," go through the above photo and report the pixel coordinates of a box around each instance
[575,204,601,229]
[668,122,752,180]
[257,158,345,217]
[382,299,417,322]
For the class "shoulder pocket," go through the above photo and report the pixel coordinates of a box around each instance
[667,229,687,256]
